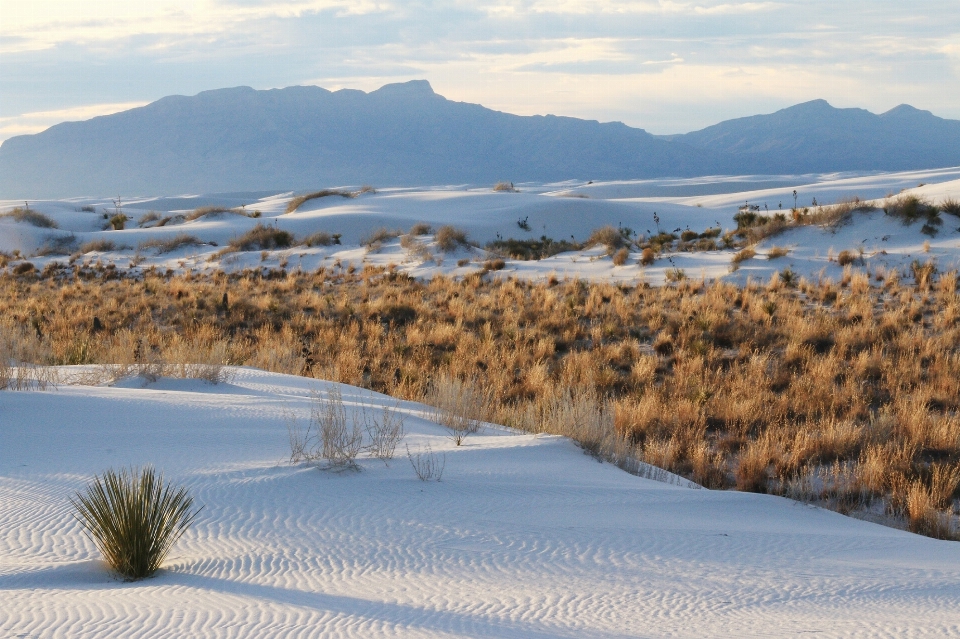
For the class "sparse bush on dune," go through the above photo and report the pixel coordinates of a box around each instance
[304,231,341,247]
[1,207,58,229]
[493,181,518,192]
[940,198,960,218]
[184,206,260,222]
[71,466,200,580]
[409,222,432,236]
[586,225,628,253]
[434,225,469,252]
[286,188,372,214]
[612,247,630,266]
[34,235,78,257]
[361,227,401,248]
[487,236,580,260]
[138,234,204,254]
[80,239,117,254]
[226,224,293,252]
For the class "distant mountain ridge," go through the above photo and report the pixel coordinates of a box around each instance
[665,99,960,173]
[1,82,959,198]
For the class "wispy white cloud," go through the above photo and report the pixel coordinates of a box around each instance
[0,0,957,135]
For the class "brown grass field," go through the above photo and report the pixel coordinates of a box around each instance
[2,263,959,539]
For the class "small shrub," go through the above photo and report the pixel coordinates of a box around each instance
[304,231,340,247]
[285,189,356,213]
[406,444,445,481]
[517,216,531,231]
[1,207,58,228]
[493,181,518,192]
[483,258,505,271]
[71,467,200,580]
[109,214,129,231]
[139,234,203,254]
[360,402,405,463]
[138,212,162,227]
[34,235,78,256]
[586,226,626,253]
[680,230,698,242]
[731,247,757,264]
[80,239,116,253]
[228,224,293,251]
[435,225,469,252]
[425,374,488,445]
[885,195,939,223]
[837,250,857,267]
[184,206,259,222]
[361,227,401,247]
[940,198,960,217]
[409,222,432,236]
[665,268,686,282]
[13,262,36,275]
[612,247,630,266]
[640,247,655,266]
[315,386,363,470]
[767,246,790,260]
[487,236,580,260]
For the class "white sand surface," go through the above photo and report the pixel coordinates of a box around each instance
[2,168,960,285]
[2,368,959,638]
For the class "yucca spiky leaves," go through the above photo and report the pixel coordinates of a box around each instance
[71,467,200,580]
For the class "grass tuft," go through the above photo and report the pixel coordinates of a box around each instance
[2,207,58,229]
[71,467,200,580]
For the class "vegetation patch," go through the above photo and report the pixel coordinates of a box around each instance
[285,186,375,214]
[226,224,294,251]
[138,234,204,254]
[1,207,58,229]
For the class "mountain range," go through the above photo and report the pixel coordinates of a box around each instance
[2,81,959,198]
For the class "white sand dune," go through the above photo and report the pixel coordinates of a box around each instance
[2,168,960,286]
[2,368,959,638]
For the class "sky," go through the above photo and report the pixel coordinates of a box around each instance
[1,1,958,142]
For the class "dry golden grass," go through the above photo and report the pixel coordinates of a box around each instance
[2,266,960,538]
[285,189,357,214]
[138,234,203,254]
[434,226,469,252]
[1,207,58,229]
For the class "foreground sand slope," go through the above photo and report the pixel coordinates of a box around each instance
[2,368,959,638]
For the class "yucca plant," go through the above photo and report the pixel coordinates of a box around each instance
[72,467,200,580]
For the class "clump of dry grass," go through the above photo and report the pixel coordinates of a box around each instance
[80,239,117,254]
[226,224,293,251]
[766,246,790,260]
[361,228,401,248]
[184,206,260,222]
[286,189,364,214]
[940,198,960,217]
[640,247,655,266]
[612,247,630,266]
[732,247,755,265]
[586,226,628,253]
[138,234,204,254]
[1,207,58,228]
[493,181,518,193]
[409,222,432,236]
[434,226,469,252]
[304,231,341,247]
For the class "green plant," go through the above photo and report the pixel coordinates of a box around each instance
[71,466,200,580]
